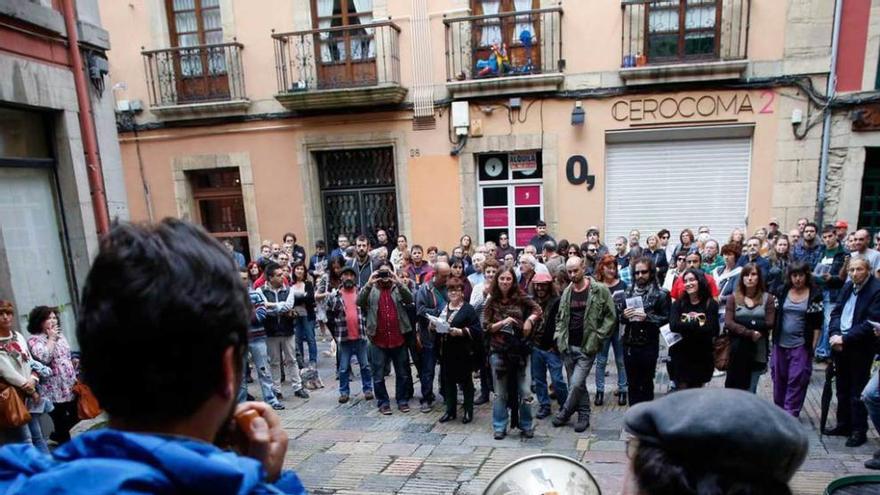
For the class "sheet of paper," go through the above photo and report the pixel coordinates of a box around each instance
[659,324,682,348]
[625,296,644,310]
[427,314,450,334]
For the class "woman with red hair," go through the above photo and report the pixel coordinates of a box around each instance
[593,255,628,406]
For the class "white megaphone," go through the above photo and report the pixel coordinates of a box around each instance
[482,454,602,495]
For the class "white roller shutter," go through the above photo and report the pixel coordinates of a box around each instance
[604,137,751,245]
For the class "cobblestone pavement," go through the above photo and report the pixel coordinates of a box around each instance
[253,339,875,494]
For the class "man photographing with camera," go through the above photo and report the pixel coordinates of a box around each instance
[0,219,305,494]
[357,261,415,415]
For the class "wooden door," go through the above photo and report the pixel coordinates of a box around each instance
[311,0,378,89]
[166,0,230,103]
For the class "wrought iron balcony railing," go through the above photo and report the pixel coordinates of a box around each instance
[142,42,246,107]
[272,22,402,93]
[443,7,563,82]
[620,0,749,68]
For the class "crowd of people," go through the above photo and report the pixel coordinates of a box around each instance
[0,219,823,494]
[3,216,880,480]
[225,217,880,461]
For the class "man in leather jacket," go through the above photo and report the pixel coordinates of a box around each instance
[620,257,670,406]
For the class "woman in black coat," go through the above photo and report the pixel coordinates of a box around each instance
[437,278,482,424]
[669,269,720,389]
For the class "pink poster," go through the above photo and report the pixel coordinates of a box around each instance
[516,227,534,247]
[483,208,508,228]
[514,186,540,206]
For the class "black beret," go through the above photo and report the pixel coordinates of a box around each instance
[624,388,808,484]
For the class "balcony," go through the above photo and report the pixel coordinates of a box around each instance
[443,7,563,98]
[142,42,249,120]
[619,0,750,86]
[272,22,406,112]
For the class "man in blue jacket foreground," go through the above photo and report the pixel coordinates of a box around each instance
[0,219,306,494]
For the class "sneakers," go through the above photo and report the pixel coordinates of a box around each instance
[536,405,552,419]
[474,394,490,406]
[420,401,433,413]
[379,405,392,415]
[574,413,590,433]
[364,391,375,400]
[273,389,283,400]
[593,391,604,406]
[618,391,628,406]
[494,430,506,440]
[294,389,310,399]
[521,428,534,439]
[866,457,880,470]
[338,394,350,404]
[398,403,411,413]
[270,401,285,410]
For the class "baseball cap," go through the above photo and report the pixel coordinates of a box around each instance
[835,220,849,229]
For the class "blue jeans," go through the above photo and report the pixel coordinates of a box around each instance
[339,340,373,397]
[418,345,437,404]
[369,344,409,408]
[596,326,627,393]
[531,348,568,408]
[862,371,880,433]
[294,316,318,367]
[815,291,834,359]
[238,338,278,404]
[490,353,533,433]
[27,414,48,453]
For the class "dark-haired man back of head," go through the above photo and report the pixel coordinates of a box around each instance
[0,219,305,494]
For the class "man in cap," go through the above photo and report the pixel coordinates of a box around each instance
[622,388,808,495]
[768,217,781,239]
[326,265,374,404]
[836,220,850,245]
[529,272,567,419]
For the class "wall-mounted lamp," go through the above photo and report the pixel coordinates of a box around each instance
[571,100,585,126]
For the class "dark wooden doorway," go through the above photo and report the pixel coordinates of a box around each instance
[166,0,230,103]
[311,0,378,88]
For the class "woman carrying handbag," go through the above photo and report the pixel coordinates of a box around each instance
[0,300,39,446]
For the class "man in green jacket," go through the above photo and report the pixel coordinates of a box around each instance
[357,261,415,415]
[552,256,617,432]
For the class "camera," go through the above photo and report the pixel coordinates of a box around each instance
[376,271,391,279]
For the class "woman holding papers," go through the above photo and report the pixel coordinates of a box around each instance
[724,263,776,392]
[669,269,720,389]
[436,278,482,424]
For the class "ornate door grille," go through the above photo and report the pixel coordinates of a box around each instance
[317,148,397,249]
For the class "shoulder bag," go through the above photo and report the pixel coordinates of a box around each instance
[0,381,31,428]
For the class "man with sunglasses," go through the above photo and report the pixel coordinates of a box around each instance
[495,233,516,262]
[621,258,671,406]
[585,227,609,258]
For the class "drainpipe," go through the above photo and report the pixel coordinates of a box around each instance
[61,0,110,236]
[816,0,844,225]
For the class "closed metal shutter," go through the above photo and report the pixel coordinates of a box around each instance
[604,137,751,245]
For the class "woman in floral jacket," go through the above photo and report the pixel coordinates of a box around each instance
[27,306,78,443]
